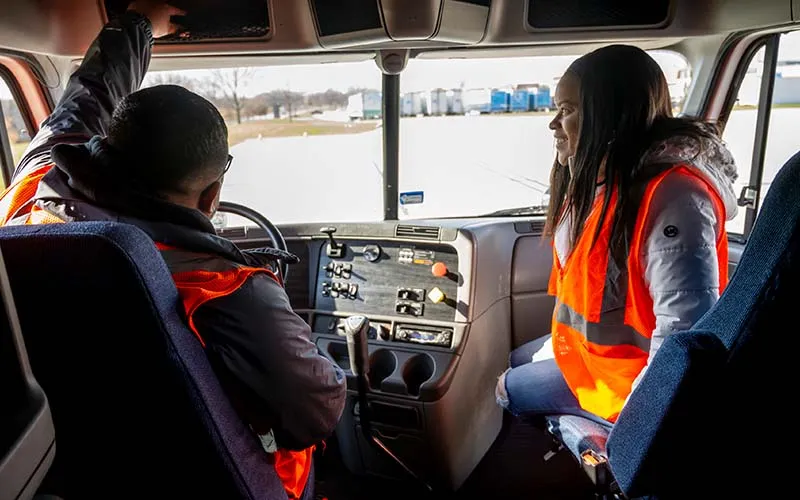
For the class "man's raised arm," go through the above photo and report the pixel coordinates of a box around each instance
[14,2,182,179]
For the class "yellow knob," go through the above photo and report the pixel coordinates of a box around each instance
[428,287,446,304]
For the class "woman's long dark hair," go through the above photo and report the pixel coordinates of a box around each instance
[544,45,719,268]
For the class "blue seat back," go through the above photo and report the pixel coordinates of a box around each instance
[606,151,800,497]
[0,222,287,499]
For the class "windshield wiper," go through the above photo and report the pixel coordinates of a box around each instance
[483,205,548,217]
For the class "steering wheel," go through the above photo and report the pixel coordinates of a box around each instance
[216,201,289,280]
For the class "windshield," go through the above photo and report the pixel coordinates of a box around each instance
[143,59,383,225]
[144,50,690,224]
[397,51,691,219]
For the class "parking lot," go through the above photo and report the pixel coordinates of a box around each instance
[213,108,800,230]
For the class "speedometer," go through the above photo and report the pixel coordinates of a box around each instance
[363,244,382,262]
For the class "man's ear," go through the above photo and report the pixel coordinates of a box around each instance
[198,180,223,218]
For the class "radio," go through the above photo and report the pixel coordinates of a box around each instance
[394,326,453,348]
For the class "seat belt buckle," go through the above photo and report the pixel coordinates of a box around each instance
[580,449,609,486]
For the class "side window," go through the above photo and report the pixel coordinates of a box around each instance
[762,32,800,209]
[722,46,764,235]
[0,75,29,186]
[723,30,800,237]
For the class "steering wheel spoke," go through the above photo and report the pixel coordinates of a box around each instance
[216,201,291,280]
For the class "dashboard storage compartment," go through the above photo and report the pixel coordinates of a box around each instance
[361,401,421,430]
[354,424,434,484]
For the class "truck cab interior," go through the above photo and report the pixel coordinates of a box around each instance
[0,1,796,499]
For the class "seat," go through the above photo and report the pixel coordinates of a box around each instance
[605,150,800,498]
[0,245,56,500]
[545,150,800,498]
[0,222,296,499]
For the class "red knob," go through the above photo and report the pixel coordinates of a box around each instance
[431,262,448,278]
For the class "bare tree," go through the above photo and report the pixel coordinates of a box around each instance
[206,68,255,124]
[142,72,203,95]
[279,87,307,121]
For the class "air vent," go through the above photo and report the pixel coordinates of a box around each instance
[514,220,545,235]
[395,225,441,240]
[217,226,246,239]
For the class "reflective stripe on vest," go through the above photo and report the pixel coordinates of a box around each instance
[0,163,55,225]
[156,242,313,500]
[547,165,729,422]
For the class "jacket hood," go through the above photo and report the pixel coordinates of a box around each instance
[47,136,217,232]
[641,133,739,221]
[37,136,253,264]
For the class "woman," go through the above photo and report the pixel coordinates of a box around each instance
[495,45,738,426]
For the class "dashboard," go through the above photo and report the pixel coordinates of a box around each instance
[222,217,555,490]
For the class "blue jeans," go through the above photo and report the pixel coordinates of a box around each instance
[496,334,613,428]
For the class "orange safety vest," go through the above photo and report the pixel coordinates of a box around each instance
[547,165,729,422]
[156,243,315,500]
[0,163,65,225]
[0,164,314,499]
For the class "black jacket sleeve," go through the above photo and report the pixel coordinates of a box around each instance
[14,11,153,179]
[192,273,347,450]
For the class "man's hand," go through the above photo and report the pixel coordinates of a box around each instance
[128,1,185,38]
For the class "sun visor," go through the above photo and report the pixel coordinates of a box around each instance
[104,0,271,44]
[525,0,671,31]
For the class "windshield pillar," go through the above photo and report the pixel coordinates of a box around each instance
[382,72,400,220]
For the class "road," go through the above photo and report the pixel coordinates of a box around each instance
[221,109,800,232]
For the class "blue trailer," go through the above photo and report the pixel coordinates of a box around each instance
[529,86,552,111]
[510,89,530,112]
[490,90,510,113]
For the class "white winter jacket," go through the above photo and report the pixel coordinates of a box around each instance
[554,133,739,395]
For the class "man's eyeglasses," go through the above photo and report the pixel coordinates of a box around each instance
[220,154,233,179]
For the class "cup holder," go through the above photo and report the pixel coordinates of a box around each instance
[326,341,350,371]
[402,353,435,397]
[369,349,398,391]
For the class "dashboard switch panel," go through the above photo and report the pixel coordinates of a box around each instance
[314,240,458,322]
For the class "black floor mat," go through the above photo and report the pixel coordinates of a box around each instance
[314,413,595,499]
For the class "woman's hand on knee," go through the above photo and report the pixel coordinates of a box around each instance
[496,368,511,409]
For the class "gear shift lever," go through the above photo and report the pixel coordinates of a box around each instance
[339,316,432,492]
[342,316,370,379]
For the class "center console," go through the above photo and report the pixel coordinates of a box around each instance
[231,221,516,491]
[306,234,469,488]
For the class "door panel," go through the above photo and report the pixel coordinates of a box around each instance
[510,235,554,348]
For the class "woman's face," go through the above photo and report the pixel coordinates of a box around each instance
[548,72,581,167]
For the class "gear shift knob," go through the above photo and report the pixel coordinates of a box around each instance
[340,315,370,377]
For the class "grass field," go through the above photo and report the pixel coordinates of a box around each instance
[6,118,376,165]
[11,141,27,165]
[227,118,377,147]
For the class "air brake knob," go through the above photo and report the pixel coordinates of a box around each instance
[431,262,448,278]
[428,287,446,304]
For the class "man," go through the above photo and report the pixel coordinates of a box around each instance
[0,2,346,498]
